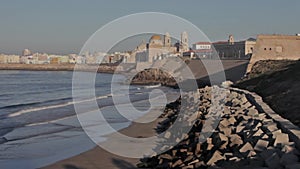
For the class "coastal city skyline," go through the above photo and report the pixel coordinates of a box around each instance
[1,1,300,169]
[1,0,300,54]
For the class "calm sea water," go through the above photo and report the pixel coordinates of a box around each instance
[0,70,179,169]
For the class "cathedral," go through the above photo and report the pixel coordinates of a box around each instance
[128,32,189,63]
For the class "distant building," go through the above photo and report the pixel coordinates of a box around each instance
[0,54,5,63]
[33,53,49,64]
[69,53,87,64]
[213,35,256,59]
[58,55,69,64]
[130,32,189,63]
[74,55,86,64]
[189,42,214,59]
[48,55,68,64]
[0,54,20,63]
[247,34,300,72]
[22,49,32,56]
[50,57,59,64]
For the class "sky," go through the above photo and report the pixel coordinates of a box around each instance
[0,0,299,55]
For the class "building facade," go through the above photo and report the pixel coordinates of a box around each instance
[247,34,300,72]
[213,35,256,59]
[190,42,214,59]
[131,32,189,63]
[0,54,20,63]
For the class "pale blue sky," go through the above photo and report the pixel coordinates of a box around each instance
[0,0,299,54]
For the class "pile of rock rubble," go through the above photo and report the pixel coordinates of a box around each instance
[138,86,300,169]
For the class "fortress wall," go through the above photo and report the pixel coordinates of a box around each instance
[247,34,300,72]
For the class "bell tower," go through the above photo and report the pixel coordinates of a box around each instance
[181,31,189,52]
[164,32,171,47]
[228,35,234,45]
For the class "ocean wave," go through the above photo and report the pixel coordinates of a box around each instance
[5,85,174,122]
[0,87,72,98]
[6,95,111,118]
[0,97,72,110]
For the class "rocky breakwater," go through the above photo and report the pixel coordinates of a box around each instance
[131,68,177,87]
[138,86,300,169]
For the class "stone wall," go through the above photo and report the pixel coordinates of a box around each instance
[247,34,300,72]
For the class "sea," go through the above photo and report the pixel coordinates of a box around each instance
[0,70,180,169]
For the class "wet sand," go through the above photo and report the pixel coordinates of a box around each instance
[42,120,158,169]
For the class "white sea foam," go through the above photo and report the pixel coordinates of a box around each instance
[7,95,110,118]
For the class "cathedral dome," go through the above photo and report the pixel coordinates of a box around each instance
[150,35,161,40]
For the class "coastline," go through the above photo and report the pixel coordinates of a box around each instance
[41,118,159,169]
[0,63,117,74]
[40,85,179,169]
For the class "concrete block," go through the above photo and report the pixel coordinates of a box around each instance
[265,122,278,132]
[207,144,214,151]
[195,143,201,155]
[242,102,252,109]
[254,139,269,151]
[248,108,258,116]
[229,134,243,147]
[253,129,264,137]
[223,106,230,115]
[172,159,183,168]
[236,125,245,133]
[219,119,230,127]
[272,129,282,139]
[262,134,269,139]
[188,159,199,166]
[240,142,254,153]
[274,133,289,146]
[246,150,257,157]
[219,127,231,136]
[207,150,225,166]
[228,116,236,124]
[184,155,194,163]
[218,133,228,142]
[159,154,173,160]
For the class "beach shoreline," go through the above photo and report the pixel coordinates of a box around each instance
[41,120,159,169]
[40,85,180,169]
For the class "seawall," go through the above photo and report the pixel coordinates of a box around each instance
[132,59,249,87]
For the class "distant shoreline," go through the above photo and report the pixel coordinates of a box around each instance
[0,63,117,74]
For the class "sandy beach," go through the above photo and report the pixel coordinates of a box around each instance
[42,120,158,169]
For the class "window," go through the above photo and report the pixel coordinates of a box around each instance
[269,48,272,50]
[264,48,267,50]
